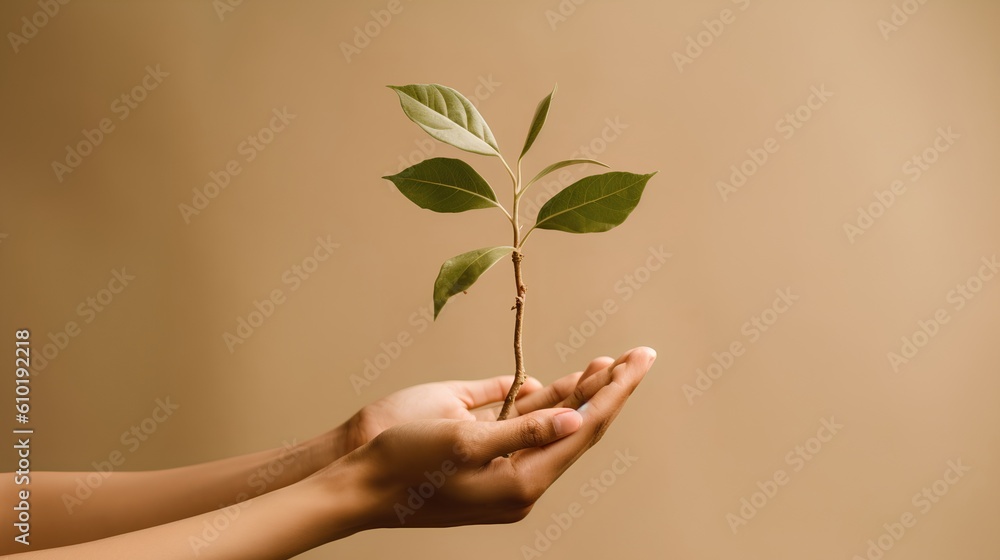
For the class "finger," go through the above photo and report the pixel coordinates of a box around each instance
[582,356,615,379]
[513,356,614,416]
[508,371,583,416]
[522,347,656,475]
[519,376,545,397]
[449,376,543,410]
[559,350,638,410]
[467,408,583,462]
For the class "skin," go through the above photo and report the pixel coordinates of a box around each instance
[1,347,655,559]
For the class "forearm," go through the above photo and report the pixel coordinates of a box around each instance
[9,466,371,560]
[1,426,347,553]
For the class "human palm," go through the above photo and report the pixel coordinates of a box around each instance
[342,356,615,455]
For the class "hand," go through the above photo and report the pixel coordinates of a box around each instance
[331,346,656,530]
[504,354,619,417]
[340,375,548,454]
[340,352,624,456]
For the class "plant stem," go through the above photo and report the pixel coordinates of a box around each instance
[497,156,526,422]
[497,249,525,421]
[500,157,518,193]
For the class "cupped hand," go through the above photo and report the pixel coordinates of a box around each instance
[340,375,545,454]
[342,354,621,455]
[336,347,656,530]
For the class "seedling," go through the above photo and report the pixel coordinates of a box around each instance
[384,83,655,420]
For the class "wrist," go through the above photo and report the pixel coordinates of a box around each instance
[298,424,348,477]
[309,454,387,538]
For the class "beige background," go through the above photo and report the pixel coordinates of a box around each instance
[2,0,999,558]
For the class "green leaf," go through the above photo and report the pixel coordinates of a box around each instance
[433,246,514,319]
[388,84,500,157]
[383,158,499,213]
[533,171,657,234]
[519,84,556,161]
[524,158,609,189]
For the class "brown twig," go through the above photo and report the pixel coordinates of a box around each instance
[496,250,526,421]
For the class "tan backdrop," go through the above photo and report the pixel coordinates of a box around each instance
[2,0,998,558]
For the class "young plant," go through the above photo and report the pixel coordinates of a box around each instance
[383,83,655,421]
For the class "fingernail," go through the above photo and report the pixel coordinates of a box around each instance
[577,402,590,416]
[553,410,583,437]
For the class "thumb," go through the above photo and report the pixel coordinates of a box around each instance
[473,408,583,460]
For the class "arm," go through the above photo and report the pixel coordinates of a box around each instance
[7,405,584,560]
[0,430,344,554]
[1,370,559,554]
[0,372,552,554]
[8,347,654,559]
[8,465,369,560]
